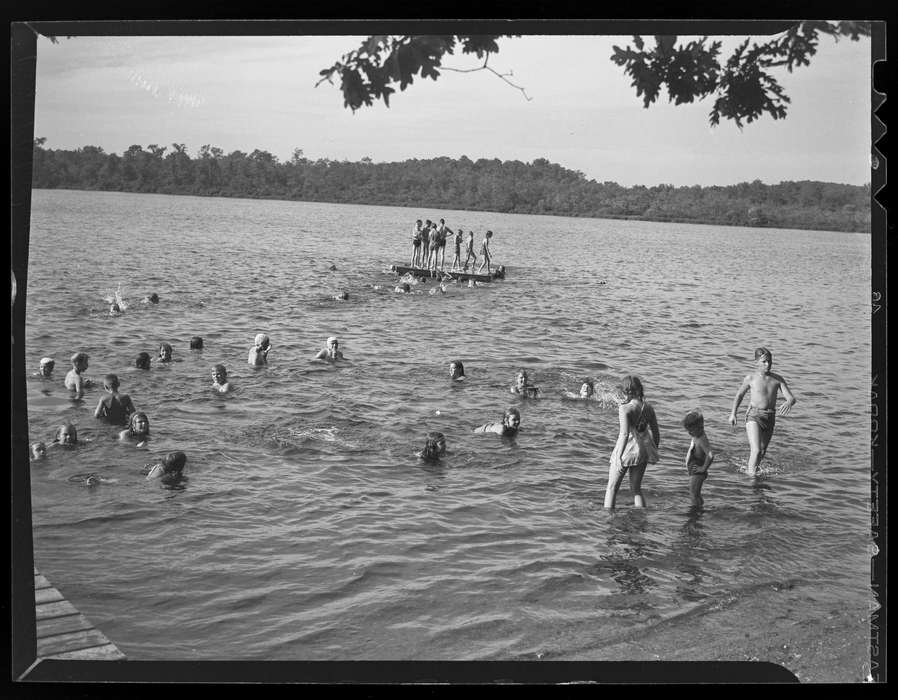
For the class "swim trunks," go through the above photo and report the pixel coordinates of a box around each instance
[745,406,776,440]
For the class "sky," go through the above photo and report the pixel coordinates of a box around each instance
[30,29,873,188]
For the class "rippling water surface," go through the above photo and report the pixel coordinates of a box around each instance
[25,189,872,664]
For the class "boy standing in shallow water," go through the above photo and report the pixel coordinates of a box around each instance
[683,409,714,508]
[728,347,796,476]
[94,374,137,425]
[65,352,91,399]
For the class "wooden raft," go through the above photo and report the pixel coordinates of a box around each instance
[33,567,126,660]
[391,264,505,283]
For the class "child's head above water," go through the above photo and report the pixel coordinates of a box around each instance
[190,336,204,350]
[31,441,47,459]
[579,379,595,398]
[449,360,465,379]
[70,352,89,370]
[503,407,521,432]
[135,352,151,370]
[254,333,270,350]
[55,422,78,445]
[754,347,773,364]
[128,412,150,437]
[102,373,121,392]
[39,357,55,376]
[683,409,705,437]
[158,343,173,361]
[212,364,228,383]
[420,431,446,461]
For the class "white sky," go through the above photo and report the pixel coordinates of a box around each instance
[31,32,872,187]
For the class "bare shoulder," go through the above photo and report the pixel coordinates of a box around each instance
[769,371,788,384]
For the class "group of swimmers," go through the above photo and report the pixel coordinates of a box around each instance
[410,218,495,275]
[32,281,797,509]
[29,312,354,483]
[429,347,796,510]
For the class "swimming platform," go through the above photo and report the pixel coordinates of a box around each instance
[33,566,126,661]
[391,265,506,283]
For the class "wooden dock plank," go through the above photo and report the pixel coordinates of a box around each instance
[37,628,116,656]
[36,599,80,620]
[33,568,127,660]
[35,587,65,605]
[51,644,126,661]
[36,612,93,639]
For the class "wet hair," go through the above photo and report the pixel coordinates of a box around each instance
[110,302,121,312]
[580,379,595,396]
[618,375,645,400]
[683,409,704,434]
[161,451,187,475]
[503,407,521,433]
[189,336,204,350]
[135,352,151,370]
[420,431,447,461]
[516,369,529,382]
[159,342,173,356]
[31,442,47,458]
[450,360,465,377]
[128,412,150,436]
[55,422,78,444]
[336,290,349,300]
[147,293,159,304]
[71,352,89,366]
[103,373,120,391]
[754,347,773,363]
[213,363,228,379]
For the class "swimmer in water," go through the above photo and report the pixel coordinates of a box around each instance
[135,352,151,370]
[315,336,344,361]
[119,412,150,445]
[190,336,204,350]
[449,360,466,381]
[417,431,447,462]
[142,293,160,304]
[109,302,122,315]
[333,290,349,301]
[64,352,91,399]
[510,369,541,398]
[144,451,187,481]
[248,333,271,366]
[395,282,412,294]
[35,357,55,378]
[54,422,79,446]
[94,374,136,426]
[474,407,521,437]
[31,442,47,460]
[211,364,232,393]
[158,342,173,363]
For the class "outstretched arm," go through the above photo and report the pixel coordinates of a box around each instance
[729,376,750,427]
[777,377,797,416]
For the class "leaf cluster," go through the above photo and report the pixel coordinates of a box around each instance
[317,34,509,111]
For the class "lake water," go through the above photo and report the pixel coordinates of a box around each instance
[23,189,872,676]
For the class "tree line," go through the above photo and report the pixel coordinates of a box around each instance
[31,139,870,233]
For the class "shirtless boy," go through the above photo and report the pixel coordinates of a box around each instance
[248,334,271,366]
[65,352,91,399]
[463,230,478,271]
[212,364,232,393]
[94,374,137,425]
[728,347,796,476]
[478,230,493,274]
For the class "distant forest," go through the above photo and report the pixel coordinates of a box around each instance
[31,140,870,233]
